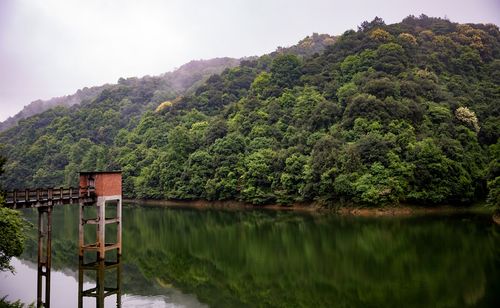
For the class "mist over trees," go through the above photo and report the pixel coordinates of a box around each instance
[0,58,241,133]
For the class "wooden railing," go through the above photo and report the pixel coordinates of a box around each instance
[4,187,96,208]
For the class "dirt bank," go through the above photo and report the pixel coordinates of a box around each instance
[493,210,500,224]
[124,198,494,217]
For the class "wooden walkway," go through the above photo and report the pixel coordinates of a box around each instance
[4,172,122,308]
[4,187,96,208]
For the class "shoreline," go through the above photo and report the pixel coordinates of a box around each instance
[124,198,496,218]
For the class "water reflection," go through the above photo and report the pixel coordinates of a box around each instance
[78,257,122,308]
[1,205,499,307]
[0,258,180,307]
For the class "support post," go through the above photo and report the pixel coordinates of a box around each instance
[117,198,122,256]
[116,255,122,308]
[79,202,84,257]
[97,199,105,259]
[78,257,83,308]
[78,256,122,308]
[37,206,52,308]
[96,259,105,308]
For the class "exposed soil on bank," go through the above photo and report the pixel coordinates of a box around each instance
[493,210,500,224]
[124,198,496,218]
[125,198,322,212]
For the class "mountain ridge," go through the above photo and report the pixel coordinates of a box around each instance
[0,32,337,133]
[0,17,498,206]
[0,57,241,132]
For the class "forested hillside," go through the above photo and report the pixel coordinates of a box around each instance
[1,15,498,206]
[0,84,111,132]
[0,58,240,133]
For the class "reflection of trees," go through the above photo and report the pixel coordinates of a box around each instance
[20,206,500,307]
[126,210,500,308]
[19,208,164,297]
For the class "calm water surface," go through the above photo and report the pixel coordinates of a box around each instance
[0,204,499,307]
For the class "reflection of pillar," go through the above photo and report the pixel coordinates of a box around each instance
[37,206,52,308]
[78,256,122,308]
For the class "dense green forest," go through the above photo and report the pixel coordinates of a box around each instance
[0,15,498,206]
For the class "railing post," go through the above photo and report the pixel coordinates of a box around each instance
[13,189,17,205]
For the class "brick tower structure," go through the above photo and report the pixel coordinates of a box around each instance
[78,171,122,259]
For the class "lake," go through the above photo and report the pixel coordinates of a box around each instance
[1,204,499,307]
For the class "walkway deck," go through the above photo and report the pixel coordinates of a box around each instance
[4,187,95,208]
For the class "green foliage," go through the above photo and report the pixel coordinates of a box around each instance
[486,142,500,207]
[0,297,34,308]
[270,54,302,90]
[0,156,27,272]
[0,207,24,272]
[1,15,499,206]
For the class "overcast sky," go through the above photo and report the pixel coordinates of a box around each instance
[0,0,498,121]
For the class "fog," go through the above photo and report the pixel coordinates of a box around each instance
[0,0,498,121]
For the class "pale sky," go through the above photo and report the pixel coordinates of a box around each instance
[0,0,499,121]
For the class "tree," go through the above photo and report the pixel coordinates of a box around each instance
[369,28,393,42]
[455,106,480,132]
[240,149,279,204]
[406,139,473,203]
[352,162,406,205]
[374,43,407,74]
[358,16,386,31]
[486,142,500,207]
[0,155,26,272]
[279,153,309,203]
[270,54,301,89]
